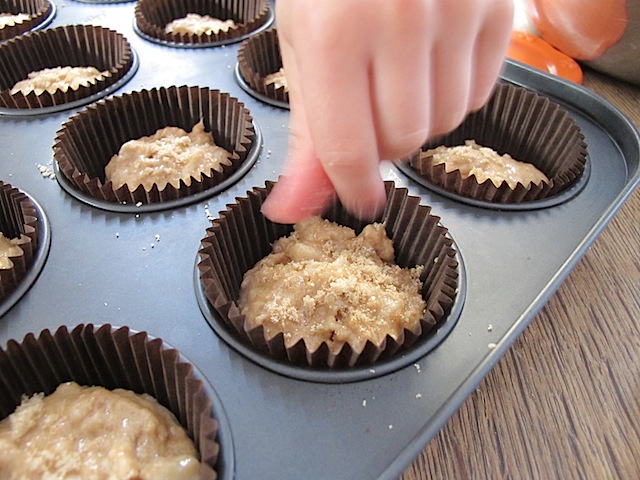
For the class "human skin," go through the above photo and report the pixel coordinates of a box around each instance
[261,0,515,223]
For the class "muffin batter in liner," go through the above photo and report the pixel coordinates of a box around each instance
[198,181,459,369]
[135,0,272,46]
[0,324,222,479]
[236,28,288,107]
[406,83,588,204]
[0,182,38,303]
[53,86,256,207]
[0,0,54,42]
[0,25,133,110]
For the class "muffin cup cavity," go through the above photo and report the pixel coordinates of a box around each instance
[236,28,288,108]
[0,181,39,303]
[0,25,134,111]
[405,83,588,206]
[135,0,273,47]
[0,0,54,42]
[53,85,257,210]
[198,181,460,372]
[0,324,224,479]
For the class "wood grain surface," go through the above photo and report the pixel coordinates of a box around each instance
[400,68,640,480]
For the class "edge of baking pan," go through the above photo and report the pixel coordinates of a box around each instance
[378,58,640,480]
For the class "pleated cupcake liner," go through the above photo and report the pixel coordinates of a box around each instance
[0,324,220,478]
[53,85,255,206]
[0,24,133,110]
[408,83,588,204]
[198,181,459,369]
[135,0,271,46]
[0,0,53,42]
[237,28,288,105]
[0,181,38,302]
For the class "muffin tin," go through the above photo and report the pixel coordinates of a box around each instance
[1,2,639,479]
[0,0,56,42]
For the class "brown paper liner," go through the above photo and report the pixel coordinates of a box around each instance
[0,181,38,302]
[0,324,220,479]
[53,85,256,206]
[0,25,133,110]
[237,28,288,104]
[0,0,52,42]
[135,0,271,46]
[198,181,459,369]
[408,83,588,204]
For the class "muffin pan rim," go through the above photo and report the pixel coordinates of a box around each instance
[194,232,467,384]
[52,119,263,213]
[234,62,289,110]
[0,323,236,480]
[0,0,58,42]
[0,191,50,319]
[0,48,140,117]
[393,151,592,211]
[131,7,275,49]
[1,2,639,477]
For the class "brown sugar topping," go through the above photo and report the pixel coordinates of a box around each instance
[238,217,426,354]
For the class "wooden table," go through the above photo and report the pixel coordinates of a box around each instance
[401,68,640,479]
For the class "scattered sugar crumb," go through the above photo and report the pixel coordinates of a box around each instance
[115,232,120,238]
[487,324,493,331]
[433,257,439,264]
[37,161,55,179]
[135,201,142,207]
[369,369,376,374]
[103,302,108,306]
[488,343,497,349]
[416,393,422,399]
[413,363,421,373]
[362,400,367,407]
[388,424,393,430]
[150,243,155,248]
[154,234,160,242]
[204,204,215,221]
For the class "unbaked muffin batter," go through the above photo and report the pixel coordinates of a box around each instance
[0,13,31,28]
[165,13,236,35]
[239,217,425,354]
[104,120,232,191]
[0,233,23,269]
[425,140,550,188]
[264,68,288,92]
[0,382,201,480]
[10,66,111,96]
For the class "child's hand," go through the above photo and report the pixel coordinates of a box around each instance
[262,0,514,223]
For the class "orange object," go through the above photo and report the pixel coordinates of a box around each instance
[507,31,583,84]
[530,0,627,61]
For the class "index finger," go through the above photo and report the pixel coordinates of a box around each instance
[283,11,387,220]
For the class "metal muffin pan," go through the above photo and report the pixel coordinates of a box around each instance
[1,2,639,479]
